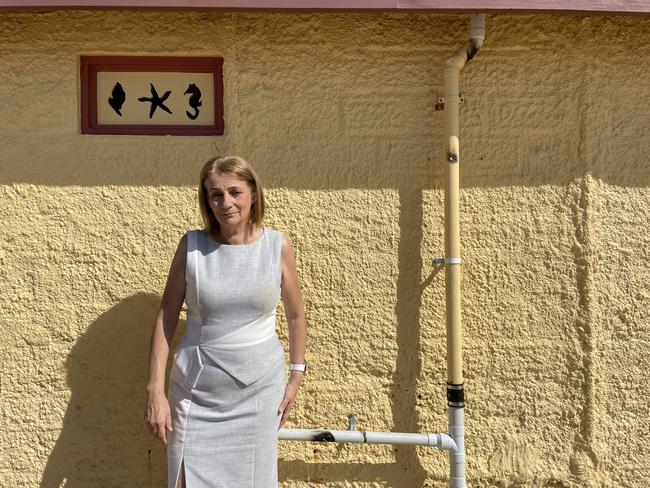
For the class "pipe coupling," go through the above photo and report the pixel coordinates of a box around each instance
[447,383,465,408]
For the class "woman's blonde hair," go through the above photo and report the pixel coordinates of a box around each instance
[198,156,265,235]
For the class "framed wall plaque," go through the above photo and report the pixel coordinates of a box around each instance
[80,55,224,135]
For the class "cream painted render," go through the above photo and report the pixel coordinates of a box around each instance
[1,9,649,488]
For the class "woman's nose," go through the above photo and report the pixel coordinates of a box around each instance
[221,194,233,207]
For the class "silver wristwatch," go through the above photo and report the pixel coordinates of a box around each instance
[289,363,307,373]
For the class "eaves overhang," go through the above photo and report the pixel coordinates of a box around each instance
[1,0,649,15]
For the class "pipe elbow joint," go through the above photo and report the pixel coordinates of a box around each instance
[432,433,458,451]
[446,49,470,70]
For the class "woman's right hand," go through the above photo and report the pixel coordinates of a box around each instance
[144,390,173,446]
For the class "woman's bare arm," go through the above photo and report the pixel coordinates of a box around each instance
[278,234,307,426]
[145,234,187,445]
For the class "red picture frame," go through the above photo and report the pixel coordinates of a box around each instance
[80,55,224,135]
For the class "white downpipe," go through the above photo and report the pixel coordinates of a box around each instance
[279,428,457,451]
[470,14,486,48]
[448,407,466,488]
[443,13,485,488]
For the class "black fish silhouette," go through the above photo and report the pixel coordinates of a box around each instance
[184,83,202,120]
[108,82,126,116]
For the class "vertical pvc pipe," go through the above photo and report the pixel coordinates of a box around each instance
[444,46,469,488]
[444,48,467,387]
[448,407,466,488]
[442,14,485,488]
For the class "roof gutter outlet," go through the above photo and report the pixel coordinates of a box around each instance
[442,13,485,488]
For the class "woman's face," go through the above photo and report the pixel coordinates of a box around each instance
[204,172,256,229]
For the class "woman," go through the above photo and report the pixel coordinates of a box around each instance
[145,156,307,488]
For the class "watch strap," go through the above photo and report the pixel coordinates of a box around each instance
[290,363,307,373]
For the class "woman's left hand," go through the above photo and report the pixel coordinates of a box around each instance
[278,379,301,427]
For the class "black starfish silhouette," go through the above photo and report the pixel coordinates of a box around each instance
[138,83,173,119]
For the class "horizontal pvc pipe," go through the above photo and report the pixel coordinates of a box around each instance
[279,428,457,451]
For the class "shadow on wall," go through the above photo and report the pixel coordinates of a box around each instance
[39,270,442,487]
[40,293,171,488]
[282,190,443,487]
[279,461,439,486]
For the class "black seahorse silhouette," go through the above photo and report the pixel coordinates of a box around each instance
[108,82,126,116]
[138,84,172,119]
[184,83,202,120]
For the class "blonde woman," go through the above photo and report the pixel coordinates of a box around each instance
[145,156,307,488]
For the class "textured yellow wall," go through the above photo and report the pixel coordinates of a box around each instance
[1,9,649,488]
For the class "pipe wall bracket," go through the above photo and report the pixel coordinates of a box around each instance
[437,96,464,104]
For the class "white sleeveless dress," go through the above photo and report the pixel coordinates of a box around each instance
[167,228,286,488]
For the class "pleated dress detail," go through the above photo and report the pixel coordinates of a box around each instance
[167,228,286,488]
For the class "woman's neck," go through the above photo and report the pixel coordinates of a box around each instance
[213,224,259,245]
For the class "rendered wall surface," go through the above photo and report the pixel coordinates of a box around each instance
[0,9,648,488]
